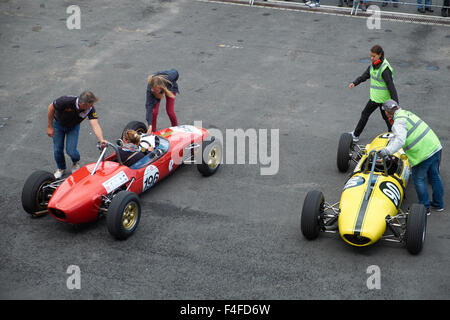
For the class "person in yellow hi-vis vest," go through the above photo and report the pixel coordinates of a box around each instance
[378,100,444,215]
[348,45,398,142]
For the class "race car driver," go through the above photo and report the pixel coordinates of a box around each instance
[119,129,148,167]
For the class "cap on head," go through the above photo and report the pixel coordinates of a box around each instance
[382,99,399,112]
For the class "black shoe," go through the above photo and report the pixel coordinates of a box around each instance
[393,3,398,7]
[442,9,449,17]
[382,2,388,7]
[418,7,426,13]
[425,7,434,12]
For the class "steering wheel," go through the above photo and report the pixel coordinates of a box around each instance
[139,134,157,153]
[139,140,152,153]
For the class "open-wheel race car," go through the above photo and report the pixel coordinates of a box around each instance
[300,132,427,254]
[21,121,222,240]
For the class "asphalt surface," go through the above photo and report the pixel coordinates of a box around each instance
[0,0,449,300]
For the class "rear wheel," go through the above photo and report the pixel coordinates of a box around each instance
[21,170,55,216]
[107,191,141,240]
[197,137,222,177]
[337,132,353,173]
[122,121,148,137]
[300,190,324,240]
[406,204,427,255]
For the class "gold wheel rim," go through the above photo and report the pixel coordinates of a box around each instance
[207,146,220,169]
[122,202,138,230]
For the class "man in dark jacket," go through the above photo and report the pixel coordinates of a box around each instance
[47,91,106,178]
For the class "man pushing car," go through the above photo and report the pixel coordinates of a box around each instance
[378,100,444,214]
[47,91,107,179]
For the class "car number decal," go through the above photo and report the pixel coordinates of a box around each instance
[143,165,159,191]
[343,176,365,190]
[379,181,401,208]
[103,171,128,193]
[380,133,394,139]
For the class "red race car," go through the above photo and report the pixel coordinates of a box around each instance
[21,121,222,240]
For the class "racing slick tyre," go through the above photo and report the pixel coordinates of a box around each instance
[301,190,324,240]
[122,121,148,136]
[21,170,56,216]
[337,132,353,173]
[406,204,427,255]
[107,191,141,240]
[197,137,222,177]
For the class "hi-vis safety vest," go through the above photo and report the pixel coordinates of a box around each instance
[394,110,441,167]
[370,59,393,103]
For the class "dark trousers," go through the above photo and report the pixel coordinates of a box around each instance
[354,100,392,137]
[443,0,449,14]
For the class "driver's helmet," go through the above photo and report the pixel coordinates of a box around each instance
[374,155,386,171]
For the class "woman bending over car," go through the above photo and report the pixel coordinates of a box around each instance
[145,69,179,134]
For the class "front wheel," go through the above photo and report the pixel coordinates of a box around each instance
[107,191,141,240]
[21,170,56,216]
[406,204,427,255]
[300,190,324,240]
[337,132,353,173]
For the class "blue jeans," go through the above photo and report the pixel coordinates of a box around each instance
[417,0,432,9]
[411,151,444,209]
[53,120,80,170]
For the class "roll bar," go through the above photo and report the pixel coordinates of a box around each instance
[91,142,123,175]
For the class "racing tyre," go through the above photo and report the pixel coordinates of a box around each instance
[337,132,353,173]
[107,191,141,240]
[122,121,148,136]
[406,204,427,255]
[197,137,222,177]
[301,190,324,240]
[21,170,56,215]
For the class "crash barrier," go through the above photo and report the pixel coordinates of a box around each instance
[225,0,450,25]
[246,0,449,13]
[344,0,449,16]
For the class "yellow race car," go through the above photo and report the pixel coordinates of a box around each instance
[301,132,427,254]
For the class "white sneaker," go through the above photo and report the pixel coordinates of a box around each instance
[54,169,65,179]
[350,131,359,143]
[72,162,81,173]
[309,2,320,7]
[305,1,312,5]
